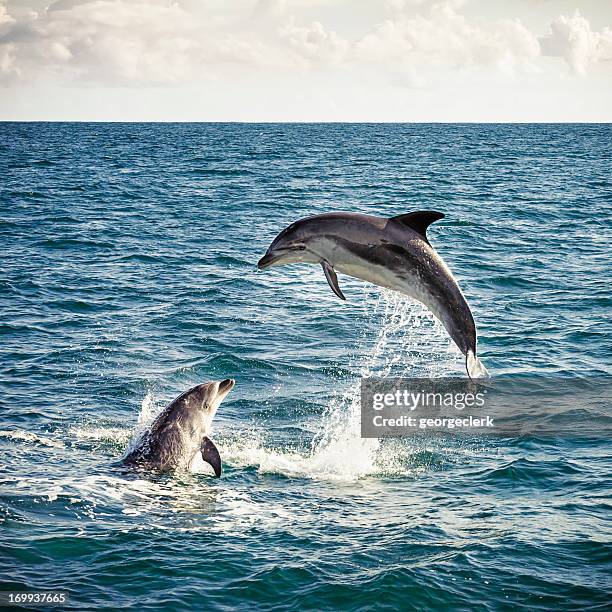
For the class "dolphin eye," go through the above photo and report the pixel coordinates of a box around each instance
[296,245,306,251]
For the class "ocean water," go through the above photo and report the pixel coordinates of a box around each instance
[0,123,610,610]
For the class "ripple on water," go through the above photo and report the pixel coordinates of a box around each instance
[1,123,610,610]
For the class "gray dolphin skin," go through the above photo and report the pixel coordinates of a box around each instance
[122,379,235,476]
[257,211,488,379]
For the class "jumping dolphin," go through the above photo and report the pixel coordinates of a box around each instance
[257,211,488,379]
[122,379,234,475]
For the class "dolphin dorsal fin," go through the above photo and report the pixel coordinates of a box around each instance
[389,211,445,245]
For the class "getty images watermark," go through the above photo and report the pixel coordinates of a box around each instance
[361,377,611,438]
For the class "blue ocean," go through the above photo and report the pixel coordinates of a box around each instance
[1,123,610,610]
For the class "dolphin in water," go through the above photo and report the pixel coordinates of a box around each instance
[122,379,234,475]
[257,211,488,379]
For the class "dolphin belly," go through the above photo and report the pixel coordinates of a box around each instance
[333,246,478,362]
[332,244,441,316]
[123,427,198,471]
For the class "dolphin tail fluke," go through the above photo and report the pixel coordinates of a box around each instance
[466,350,489,380]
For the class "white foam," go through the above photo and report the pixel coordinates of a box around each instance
[0,429,65,448]
[215,289,464,482]
[110,290,463,482]
[69,426,130,443]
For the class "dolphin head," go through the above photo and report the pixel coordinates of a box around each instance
[201,378,234,414]
[257,220,321,269]
[182,378,235,422]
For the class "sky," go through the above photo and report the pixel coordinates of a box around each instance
[0,0,611,122]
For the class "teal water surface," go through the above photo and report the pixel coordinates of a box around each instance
[0,123,611,610]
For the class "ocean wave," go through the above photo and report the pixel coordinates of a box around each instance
[0,429,64,448]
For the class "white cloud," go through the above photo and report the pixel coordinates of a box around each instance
[0,0,205,83]
[0,0,353,84]
[0,0,610,92]
[280,18,348,66]
[0,2,12,25]
[540,10,612,75]
[354,3,540,77]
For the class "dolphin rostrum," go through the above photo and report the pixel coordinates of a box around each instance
[122,379,235,475]
[257,211,488,379]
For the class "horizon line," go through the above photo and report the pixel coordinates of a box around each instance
[1,120,611,125]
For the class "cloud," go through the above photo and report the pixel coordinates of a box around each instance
[280,18,348,66]
[0,0,205,83]
[0,0,350,84]
[540,10,612,75]
[0,0,610,88]
[354,2,540,76]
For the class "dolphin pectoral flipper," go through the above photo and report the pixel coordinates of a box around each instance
[321,261,346,301]
[201,436,222,477]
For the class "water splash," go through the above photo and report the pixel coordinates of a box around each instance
[122,392,159,457]
[137,392,157,427]
[362,287,464,378]
[221,289,464,481]
[306,289,462,479]
[113,290,464,481]
[68,394,158,457]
